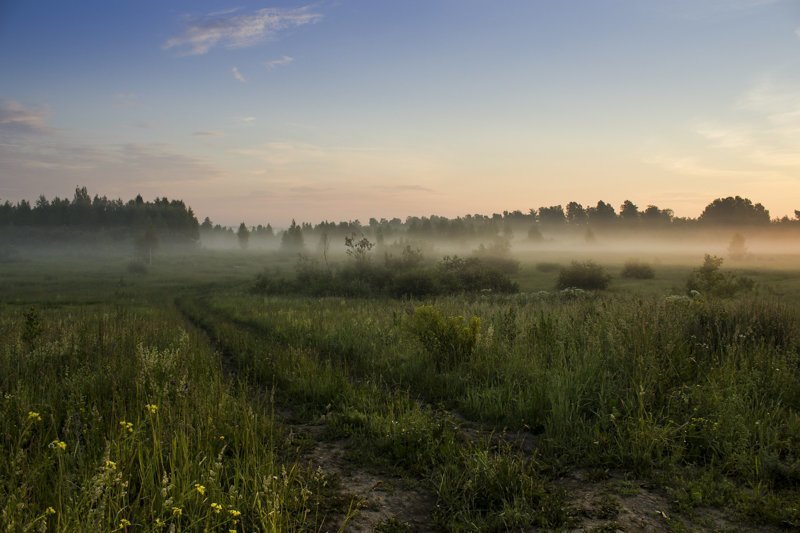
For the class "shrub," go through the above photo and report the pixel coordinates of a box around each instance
[438,256,519,294]
[686,254,754,297]
[556,261,611,290]
[621,260,655,279]
[391,270,439,298]
[408,305,481,370]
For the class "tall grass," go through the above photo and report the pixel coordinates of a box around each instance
[0,304,341,531]
[187,290,800,527]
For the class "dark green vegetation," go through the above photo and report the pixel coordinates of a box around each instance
[557,261,612,290]
[255,254,519,298]
[2,248,800,531]
[621,260,656,280]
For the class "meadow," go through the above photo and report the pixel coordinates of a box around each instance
[1,248,799,531]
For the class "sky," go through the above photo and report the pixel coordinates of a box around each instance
[1,0,799,227]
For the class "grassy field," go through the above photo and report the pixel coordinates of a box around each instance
[1,249,799,531]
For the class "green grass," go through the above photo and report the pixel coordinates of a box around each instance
[2,248,800,530]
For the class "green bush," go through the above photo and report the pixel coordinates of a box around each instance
[621,260,655,279]
[408,305,481,370]
[556,261,611,290]
[686,254,754,297]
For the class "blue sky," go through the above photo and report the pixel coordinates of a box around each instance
[1,0,799,226]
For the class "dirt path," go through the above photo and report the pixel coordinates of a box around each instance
[289,419,437,532]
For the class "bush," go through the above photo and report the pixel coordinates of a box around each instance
[391,270,439,298]
[621,260,655,279]
[556,261,611,290]
[252,255,518,298]
[438,256,518,294]
[686,254,753,297]
[408,305,481,370]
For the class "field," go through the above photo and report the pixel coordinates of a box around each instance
[1,249,799,531]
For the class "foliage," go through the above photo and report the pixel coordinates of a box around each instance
[408,306,481,370]
[236,222,250,249]
[0,304,343,531]
[344,233,375,264]
[0,187,199,240]
[699,196,770,226]
[556,261,611,290]
[620,260,655,279]
[280,219,304,252]
[253,254,518,298]
[686,254,754,297]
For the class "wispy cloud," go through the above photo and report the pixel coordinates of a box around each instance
[164,6,322,56]
[193,130,224,137]
[265,55,294,70]
[113,92,138,108]
[241,116,256,123]
[648,77,800,192]
[231,66,246,83]
[0,98,52,136]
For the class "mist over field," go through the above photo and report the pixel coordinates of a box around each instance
[3,1,800,530]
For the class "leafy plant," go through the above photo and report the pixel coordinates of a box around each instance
[620,260,654,279]
[556,261,611,290]
[408,306,481,370]
[686,254,753,297]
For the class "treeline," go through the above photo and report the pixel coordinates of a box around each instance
[0,187,199,242]
[4,188,799,249]
[211,196,799,250]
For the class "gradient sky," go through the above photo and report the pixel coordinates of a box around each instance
[1,0,799,226]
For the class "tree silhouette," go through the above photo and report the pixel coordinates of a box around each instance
[237,223,250,250]
[699,196,770,226]
[281,220,304,252]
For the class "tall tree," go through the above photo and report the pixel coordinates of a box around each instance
[699,196,770,226]
[237,222,250,249]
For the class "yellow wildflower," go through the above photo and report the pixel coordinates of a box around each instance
[120,518,131,527]
[49,439,67,451]
[45,507,56,515]
[119,420,134,433]
[210,502,222,513]
[145,404,158,414]
[154,518,165,527]
[27,411,42,422]
[194,483,206,496]
[171,507,182,517]
[228,509,241,517]
[104,460,117,470]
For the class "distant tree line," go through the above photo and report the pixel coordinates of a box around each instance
[4,189,797,251]
[247,196,794,251]
[0,187,199,242]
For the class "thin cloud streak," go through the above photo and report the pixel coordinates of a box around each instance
[0,98,53,136]
[232,66,246,83]
[164,6,323,56]
[265,55,294,69]
[192,130,224,137]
